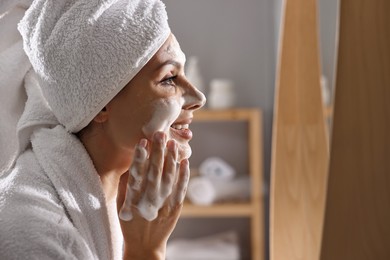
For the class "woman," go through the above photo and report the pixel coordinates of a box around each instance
[0,0,205,259]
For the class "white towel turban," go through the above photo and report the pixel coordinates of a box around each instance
[18,0,171,132]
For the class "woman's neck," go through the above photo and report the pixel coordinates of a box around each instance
[79,128,134,202]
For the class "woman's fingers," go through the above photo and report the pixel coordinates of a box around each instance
[146,132,165,191]
[137,132,168,221]
[161,140,177,198]
[170,159,190,207]
[159,158,189,218]
[121,132,186,222]
[119,139,148,221]
[128,139,148,201]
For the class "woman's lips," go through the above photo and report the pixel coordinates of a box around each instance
[170,123,193,140]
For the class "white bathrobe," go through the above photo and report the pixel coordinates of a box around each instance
[0,1,168,258]
[0,125,122,259]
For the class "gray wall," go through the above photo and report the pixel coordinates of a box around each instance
[164,0,276,178]
[164,1,276,258]
[318,0,339,92]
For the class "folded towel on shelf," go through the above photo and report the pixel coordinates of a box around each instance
[187,176,251,205]
[167,231,240,260]
[199,157,236,181]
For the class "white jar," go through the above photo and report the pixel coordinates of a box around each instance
[208,79,235,109]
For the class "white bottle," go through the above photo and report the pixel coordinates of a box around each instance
[208,79,235,109]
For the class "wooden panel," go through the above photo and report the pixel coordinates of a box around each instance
[320,1,390,259]
[270,0,329,259]
[248,109,264,260]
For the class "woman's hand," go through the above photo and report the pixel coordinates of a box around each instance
[117,131,190,260]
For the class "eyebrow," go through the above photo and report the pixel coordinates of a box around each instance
[156,59,183,71]
[161,43,184,69]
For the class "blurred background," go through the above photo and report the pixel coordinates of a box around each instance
[163,0,339,259]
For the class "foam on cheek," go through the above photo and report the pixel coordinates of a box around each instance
[120,98,188,222]
[142,98,182,139]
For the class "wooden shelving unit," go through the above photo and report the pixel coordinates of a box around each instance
[181,108,264,260]
[182,202,254,217]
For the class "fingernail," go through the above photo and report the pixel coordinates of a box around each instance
[135,140,147,161]
[139,138,148,148]
[134,146,143,161]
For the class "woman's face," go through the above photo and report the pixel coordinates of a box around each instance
[105,34,206,161]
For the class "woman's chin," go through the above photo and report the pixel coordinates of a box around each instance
[177,143,192,162]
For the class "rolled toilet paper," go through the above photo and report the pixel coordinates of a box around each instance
[199,157,236,181]
[187,176,251,205]
[187,176,216,205]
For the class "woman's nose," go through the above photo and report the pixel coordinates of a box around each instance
[182,82,206,111]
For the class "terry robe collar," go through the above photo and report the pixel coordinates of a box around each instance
[31,125,122,259]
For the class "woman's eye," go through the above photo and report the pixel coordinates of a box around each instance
[161,76,177,86]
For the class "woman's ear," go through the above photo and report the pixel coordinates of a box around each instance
[93,107,109,123]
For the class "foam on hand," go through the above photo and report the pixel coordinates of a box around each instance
[119,177,137,221]
[119,133,177,222]
[137,162,174,221]
[120,97,187,222]
[119,145,148,221]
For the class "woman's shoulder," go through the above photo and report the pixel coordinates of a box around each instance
[0,151,94,259]
[0,149,60,208]
[0,206,93,259]
[0,149,66,228]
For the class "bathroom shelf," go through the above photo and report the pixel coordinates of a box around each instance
[180,108,264,260]
[181,202,254,217]
[191,108,260,122]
